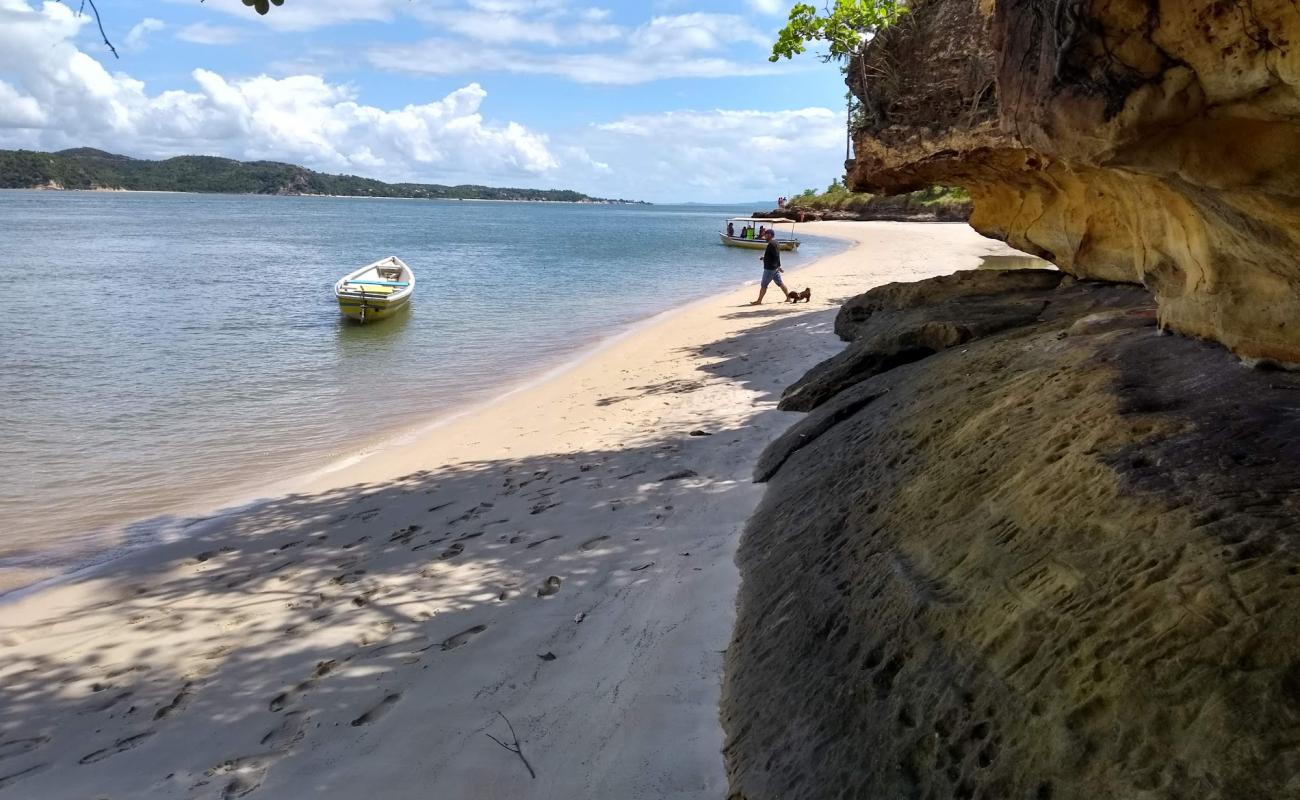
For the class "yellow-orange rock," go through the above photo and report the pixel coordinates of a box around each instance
[847,0,1300,361]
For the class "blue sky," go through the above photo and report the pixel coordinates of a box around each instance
[0,0,852,202]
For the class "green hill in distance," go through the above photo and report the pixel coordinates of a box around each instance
[0,148,645,204]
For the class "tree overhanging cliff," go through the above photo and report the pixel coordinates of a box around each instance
[846,0,1300,362]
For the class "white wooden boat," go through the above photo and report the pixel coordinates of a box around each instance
[720,217,801,250]
[334,256,415,323]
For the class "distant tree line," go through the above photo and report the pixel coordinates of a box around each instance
[784,179,969,214]
[0,148,643,203]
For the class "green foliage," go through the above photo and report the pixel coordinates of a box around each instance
[824,178,849,196]
[910,185,971,205]
[769,0,908,64]
[0,148,638,203]
[783,183,969,214]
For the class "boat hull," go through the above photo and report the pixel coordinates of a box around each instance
[336,294,410,322]
[720,234,799,250]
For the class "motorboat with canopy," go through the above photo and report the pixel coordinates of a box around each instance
[720,217,801,250]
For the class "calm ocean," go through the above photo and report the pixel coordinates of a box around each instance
[0,190,838,587]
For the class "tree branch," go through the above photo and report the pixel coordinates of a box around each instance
[77,0,118,59]
[485,711,536,780]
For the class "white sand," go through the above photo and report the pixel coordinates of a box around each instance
[0,222,1019,799]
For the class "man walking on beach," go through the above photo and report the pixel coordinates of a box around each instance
[750,228,789,304]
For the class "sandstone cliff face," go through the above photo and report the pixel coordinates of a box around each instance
[723,271,1300,799]
[848,0,1300,361]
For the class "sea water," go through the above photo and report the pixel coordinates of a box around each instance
[0,190,836,588]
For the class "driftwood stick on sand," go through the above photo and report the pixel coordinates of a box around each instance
[485,711,536,779]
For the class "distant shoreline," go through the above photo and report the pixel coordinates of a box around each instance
[1,147,648,204]
[12,186,647,205]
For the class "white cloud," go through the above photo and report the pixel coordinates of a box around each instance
[201,2,784,86]
[629,13,768,56]
[572,107,845,202]
[372,39,782,85]
[176,22,246,46]
[370,12,784,85]
[431,10,621,46]
[465,0,568,12]
[0,79,45,127]
[124,17,165,50]
[746,0,785,14]
[0,0,557,182]
[205,0,412,31]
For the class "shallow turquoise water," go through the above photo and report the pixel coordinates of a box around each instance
[0,191,837,576]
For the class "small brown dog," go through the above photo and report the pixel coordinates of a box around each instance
[786,288,812,304]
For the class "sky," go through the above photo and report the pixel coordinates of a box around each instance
[0,0,853,202]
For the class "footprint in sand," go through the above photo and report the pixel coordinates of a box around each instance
[194,547,235,564]
[87,690,133,714]
[260,710,308,750]
[537,576,563,597]
[580,536,610,551]
[350,692,402,727]
[357,620,394,646]
[206,755,273,800]
[525,535,563,549]
[440,625,487,651]
[154,681,196,720]
[351,588,381,607]
[658,469,698,481]
[0,737,49,762]
[269,660,336,712]
[362,636,434,664]
[439,543,464,560]
[389,525,423,544]
[79,731,154,764]
[0,763,51,791]
[331,569,367,586]
[411,536,450,552]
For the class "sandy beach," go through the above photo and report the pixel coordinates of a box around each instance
[0,222,1021,799]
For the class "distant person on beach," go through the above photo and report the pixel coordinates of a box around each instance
[750,229,789,305]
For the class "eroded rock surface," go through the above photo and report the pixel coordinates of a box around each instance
[780,270,1066,413]
[847,0,1300,361]
[725,272,1300,799]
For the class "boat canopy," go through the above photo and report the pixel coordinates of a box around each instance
[725,217,796,223]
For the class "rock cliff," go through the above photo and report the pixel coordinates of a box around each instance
[723,270,1300,799]
[846,0,1300,362]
